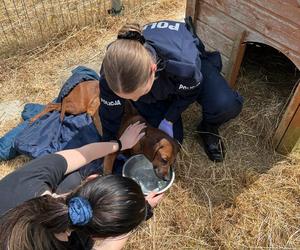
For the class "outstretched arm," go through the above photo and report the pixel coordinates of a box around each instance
[56,121,146,175]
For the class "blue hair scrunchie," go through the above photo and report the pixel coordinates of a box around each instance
[68,197,93,226]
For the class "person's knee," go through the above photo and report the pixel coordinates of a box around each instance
[219,92,242,114]
[205,91,243,124]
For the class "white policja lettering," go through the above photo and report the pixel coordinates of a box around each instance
[101,98,121,106]
[143,22,180,31]
[178,81,201,90]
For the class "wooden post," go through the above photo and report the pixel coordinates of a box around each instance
[273,80,300,154]
[226,30,247,88]
[109,0,123,15]
[276,105,300,154]
[185,0,200,23]
[185,0,196,18]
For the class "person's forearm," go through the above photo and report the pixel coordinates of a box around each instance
[56,142,119,174]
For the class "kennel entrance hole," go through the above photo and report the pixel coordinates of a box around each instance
[230,42,300,154]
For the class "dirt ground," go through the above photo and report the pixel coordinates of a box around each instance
[0,0,300,249]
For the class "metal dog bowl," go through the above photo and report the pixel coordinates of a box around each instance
[122,154,175,195]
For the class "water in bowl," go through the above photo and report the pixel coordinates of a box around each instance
[123,154,172,194]
[130,166,168,193]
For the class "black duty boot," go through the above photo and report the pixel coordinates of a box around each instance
[197,122,225,162]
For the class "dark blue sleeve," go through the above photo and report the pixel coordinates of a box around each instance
[165,76,201,123]
[99,76,125,141]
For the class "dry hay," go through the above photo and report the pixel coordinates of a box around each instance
[1,1,300,249]
[127,161,300,249]
[213,161,300,249]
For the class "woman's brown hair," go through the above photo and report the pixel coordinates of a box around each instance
[102,23,155,94]
[0,175,146,250]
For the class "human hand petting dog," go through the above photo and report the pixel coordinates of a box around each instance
[119,121,146,150]
[158,119,173,138]
[145,191,164,208]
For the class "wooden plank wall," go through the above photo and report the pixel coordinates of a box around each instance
[277,105,300,154]
[195,0,300,76]
[273,80,300,151]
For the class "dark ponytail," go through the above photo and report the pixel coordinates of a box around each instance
[0,195,70,250]
[68,175,146,237]
[0,175,146,250]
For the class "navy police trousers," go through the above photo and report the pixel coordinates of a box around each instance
[134,57,244,144]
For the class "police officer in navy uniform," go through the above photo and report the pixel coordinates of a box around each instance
[99,19,243,162]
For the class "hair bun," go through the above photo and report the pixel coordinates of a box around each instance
[117,23,145,44]
[117,31,145,44]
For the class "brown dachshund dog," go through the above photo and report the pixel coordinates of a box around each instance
[103,101,180,181]
[30,80,102,135]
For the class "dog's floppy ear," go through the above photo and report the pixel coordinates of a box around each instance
[155,138,169,150]
[143,138,167,162]
[152,138,169,161]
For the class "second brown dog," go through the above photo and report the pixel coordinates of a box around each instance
[30,80,102,135]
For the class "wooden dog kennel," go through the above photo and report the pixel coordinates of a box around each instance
[186,0,300,154]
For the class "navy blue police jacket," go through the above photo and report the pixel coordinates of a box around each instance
[99,20,204,141]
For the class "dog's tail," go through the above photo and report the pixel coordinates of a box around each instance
[124,100,139,116]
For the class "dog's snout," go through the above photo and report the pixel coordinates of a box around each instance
[154,167,170,181]
[162,173,170,181]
